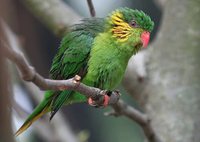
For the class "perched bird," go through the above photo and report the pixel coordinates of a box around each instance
[15,7,154,136]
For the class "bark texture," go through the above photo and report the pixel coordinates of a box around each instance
[0,0,15,141]
[124,0,200,141]
[0,29,15,142]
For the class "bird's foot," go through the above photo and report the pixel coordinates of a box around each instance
[88,94,110,107]
[88,90,112,107]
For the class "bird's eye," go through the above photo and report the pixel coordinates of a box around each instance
[129,20,138,28]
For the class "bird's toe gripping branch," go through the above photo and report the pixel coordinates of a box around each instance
[88,90,120,107]
[88,94,110,107]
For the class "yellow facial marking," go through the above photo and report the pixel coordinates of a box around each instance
[110,11,132,42]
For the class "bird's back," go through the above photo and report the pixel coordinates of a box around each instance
[50,18,105,80]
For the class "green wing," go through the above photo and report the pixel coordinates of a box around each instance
[49,18,105,119]
[50,18,105,79]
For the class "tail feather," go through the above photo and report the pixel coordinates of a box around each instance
[15,99,50,136]
[50,90,73,120]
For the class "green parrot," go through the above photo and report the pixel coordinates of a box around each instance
[15,7,154,136]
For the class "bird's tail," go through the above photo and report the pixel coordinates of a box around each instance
[15,91,53,136]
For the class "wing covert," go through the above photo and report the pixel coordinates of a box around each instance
[50,18,105,80]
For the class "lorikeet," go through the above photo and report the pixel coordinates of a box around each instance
[15,7,154,136]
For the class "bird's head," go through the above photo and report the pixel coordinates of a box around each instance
[106,7,154,52]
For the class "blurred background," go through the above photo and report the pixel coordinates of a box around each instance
[0,0,199,142]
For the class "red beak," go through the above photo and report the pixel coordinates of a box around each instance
[141,31,150,48]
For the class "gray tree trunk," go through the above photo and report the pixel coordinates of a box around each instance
[124,0,200,141]
[0,30,15,142]
[0,1,15,142]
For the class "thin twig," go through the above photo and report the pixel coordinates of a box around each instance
[87,0,96,17]
[111,100,161,142]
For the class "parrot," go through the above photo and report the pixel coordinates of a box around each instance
[15,7,154,136]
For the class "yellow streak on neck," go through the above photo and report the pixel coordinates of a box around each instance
[110,11,132,42]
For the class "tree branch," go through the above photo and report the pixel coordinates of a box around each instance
[1,40,120,105]
[87,0,96,17]
[1,21,160,142]
[110,100,161,142]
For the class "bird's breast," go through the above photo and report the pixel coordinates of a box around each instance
[82,34,128,90]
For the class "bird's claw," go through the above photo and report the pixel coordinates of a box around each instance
[88,92,110,108]
[88,97,97,107]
